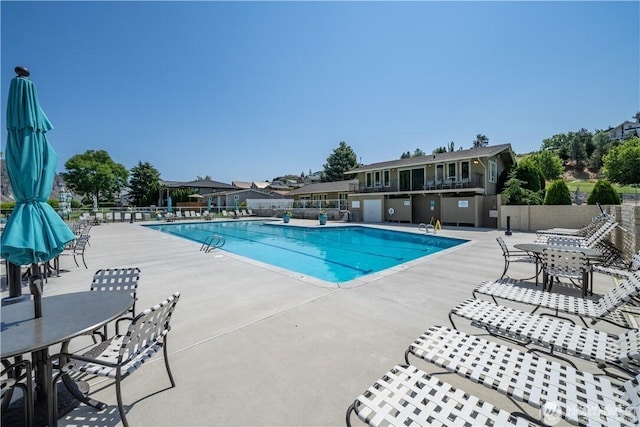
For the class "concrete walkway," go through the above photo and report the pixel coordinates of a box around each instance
[2,219,620,426]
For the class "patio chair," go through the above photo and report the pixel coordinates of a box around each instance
[542,248,591,295]
[449,298,640,377]
[174,211,183,220]
[50,292,181,427]
[496,237,538,280]
[472,272,640,328]
[113,211,122,222]
[345,364,539,427]
[94,212,104,224]
[90,267,141,340]
[123,212,131,222]
[1,359,34,427]
[405,325,640,427]
[105,212,113,222]
[134,212,142,222]
[423,180,435,190]
[59,235,89,269]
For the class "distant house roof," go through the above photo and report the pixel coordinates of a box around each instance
[232,181,252,189]
[161,179,235,190]
[267,182,291,191]
[288,179,359,195]
[347,143,516,174]
[252,181,270,189]
[201,188,272,198]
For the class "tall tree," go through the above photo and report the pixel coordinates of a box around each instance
[62,150,128,205]
[400,151,411,159]
[322,141,358,182]
[541,133,570,161]
[413,148,426,157]
[589,131,612,170]
[566,130,588,168]
[129,161,161,207]
[433,146,447,154]
[448,141,455,152]
[472,134,489,148]
[603,137,640,185]
[196,175,212,181]
[520,151,563,181]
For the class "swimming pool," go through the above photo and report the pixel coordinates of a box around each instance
[145,221,467,284]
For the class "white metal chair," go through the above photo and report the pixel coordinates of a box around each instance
[50,292,180,427]
[406,325,640,426]
[496,237,537,280]
[90,267,141,340]
[542,248,591,296]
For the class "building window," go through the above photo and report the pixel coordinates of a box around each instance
[436,164,444,184]
[447,163,456,180]
[374,171,381,187]
[461,161,470,180]
[366,172,372,187]
[383,170,390,187]
[399,170,411,191]
[489,160,498,183]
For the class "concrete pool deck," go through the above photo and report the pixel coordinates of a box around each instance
[1,218,623,426]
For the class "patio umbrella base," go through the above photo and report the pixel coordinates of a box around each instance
[1,384,80,427]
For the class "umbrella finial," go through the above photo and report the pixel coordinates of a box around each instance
[15,66,30,78]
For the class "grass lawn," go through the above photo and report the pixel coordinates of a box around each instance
[562,179,639,195]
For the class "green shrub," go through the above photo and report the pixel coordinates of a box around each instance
[587,180,621,205]
[513,162,545,193]
[544,180,572,205]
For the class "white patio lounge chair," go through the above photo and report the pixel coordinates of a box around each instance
[405,325,640,426]
[593,250,640,283]
[535,218,618,247]
[345,364,540,427]
[449,298,640,376]
[113,211,122,222]
[50,292,180,427]
[536,212,610,237]
[472,272,640,328]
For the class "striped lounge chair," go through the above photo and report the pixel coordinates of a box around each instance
[449,298,640,376]
[405,325,640,426]
[472,271,640,328]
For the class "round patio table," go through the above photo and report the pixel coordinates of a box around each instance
[514,243,602,259]
[514,243,603,295]
[1,291,133,425]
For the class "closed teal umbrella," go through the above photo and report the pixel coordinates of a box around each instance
[1,67,75,307]
[207,197,212,212]
[167,196,173,213]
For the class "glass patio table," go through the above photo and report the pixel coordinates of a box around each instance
[1,291,133,425]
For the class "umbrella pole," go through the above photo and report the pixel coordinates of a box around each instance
[29,262,43,318]
[7,261,22,298]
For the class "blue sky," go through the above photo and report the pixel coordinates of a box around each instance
[2,1,638,184]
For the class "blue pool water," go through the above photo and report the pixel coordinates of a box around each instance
[145,221,467,283]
